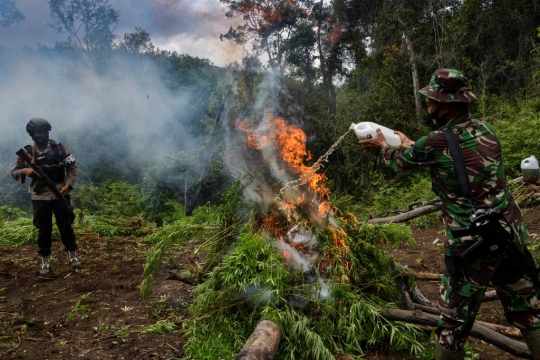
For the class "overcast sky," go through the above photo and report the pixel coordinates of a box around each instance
[0,0,245,66]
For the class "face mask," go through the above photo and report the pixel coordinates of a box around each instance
[426,103,445,130]
[33,135,49,146]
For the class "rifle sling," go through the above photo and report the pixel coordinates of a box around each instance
[443,128,472,198]
[442,129,540,283]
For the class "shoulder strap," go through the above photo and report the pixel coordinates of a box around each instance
[443,128,473,198]
[49,139,59,152]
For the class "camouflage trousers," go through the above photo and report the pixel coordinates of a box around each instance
[435,253,540,351]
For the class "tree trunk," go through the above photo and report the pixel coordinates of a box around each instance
[235,320,281,360]
[404,30,422,122]
[185,90,229,216]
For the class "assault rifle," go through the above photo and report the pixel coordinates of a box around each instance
[16,148,75,220]
[450,208,540,285]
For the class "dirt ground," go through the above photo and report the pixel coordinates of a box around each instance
[1,205,540,359]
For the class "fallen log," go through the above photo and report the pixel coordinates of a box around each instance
[409,287,432,306]
[235,320,281,360]
[404,269,500,302]
[408,271,442,281]
[391,261,415,310]
[408,198,441,210]
[367,203,442,224]
[412,304,521,338]
[382,309,532,358]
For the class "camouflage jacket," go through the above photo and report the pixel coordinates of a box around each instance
[381,115,528,255]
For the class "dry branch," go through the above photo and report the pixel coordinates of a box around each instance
[382,309,532,358]
[235,320,281,360]
[367,177,531,224]
[408,198,441,210]
[367,203,442,224]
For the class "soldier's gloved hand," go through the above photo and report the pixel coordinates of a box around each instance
[21,168,40,179]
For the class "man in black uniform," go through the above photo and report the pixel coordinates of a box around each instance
[11,117,81,275]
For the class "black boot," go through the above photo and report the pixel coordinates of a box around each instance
[39,255,51,275]
[67,250,81,268]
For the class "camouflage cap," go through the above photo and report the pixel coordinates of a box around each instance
[419,68,477,103]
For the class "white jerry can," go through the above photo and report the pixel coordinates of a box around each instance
[350,122,401,147]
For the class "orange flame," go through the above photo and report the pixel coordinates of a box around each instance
[236,110,330,199]
[237,110,351,281]
[262,215,282,237]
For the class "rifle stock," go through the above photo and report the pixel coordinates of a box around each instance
[16,148,75,220]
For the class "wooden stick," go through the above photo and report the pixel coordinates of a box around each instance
[367,203,442,224]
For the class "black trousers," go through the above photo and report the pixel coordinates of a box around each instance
[32,197,77,257]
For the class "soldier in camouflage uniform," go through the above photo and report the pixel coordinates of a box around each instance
[360,69,540,359]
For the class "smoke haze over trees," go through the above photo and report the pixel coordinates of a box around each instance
[0,0,539,217]
[1,2,540,358]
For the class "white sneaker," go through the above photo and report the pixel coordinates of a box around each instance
[68,250,81,268]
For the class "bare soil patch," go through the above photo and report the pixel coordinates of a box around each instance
[1,205,539,359]
[0,234,196,359]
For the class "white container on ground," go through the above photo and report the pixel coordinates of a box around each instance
[521,155,540,180]
[350,122,402,147]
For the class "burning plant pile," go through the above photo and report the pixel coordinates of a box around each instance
[179,111,426,359]
[142,110,427,359]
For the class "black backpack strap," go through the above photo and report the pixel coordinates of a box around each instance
[443,128,472,198]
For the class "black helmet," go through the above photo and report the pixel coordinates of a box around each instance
[26,117,51,135]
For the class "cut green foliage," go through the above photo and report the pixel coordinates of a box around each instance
[183,229,424,359]
[76,215,151,237]
[98,324,131,340]
[139,319,177,334]
[183,232,290,359]
[354,223,415,248]
[141,179,249,300]
[0,205,26,224]
[0,218,59,246]
[140,220,211,300]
